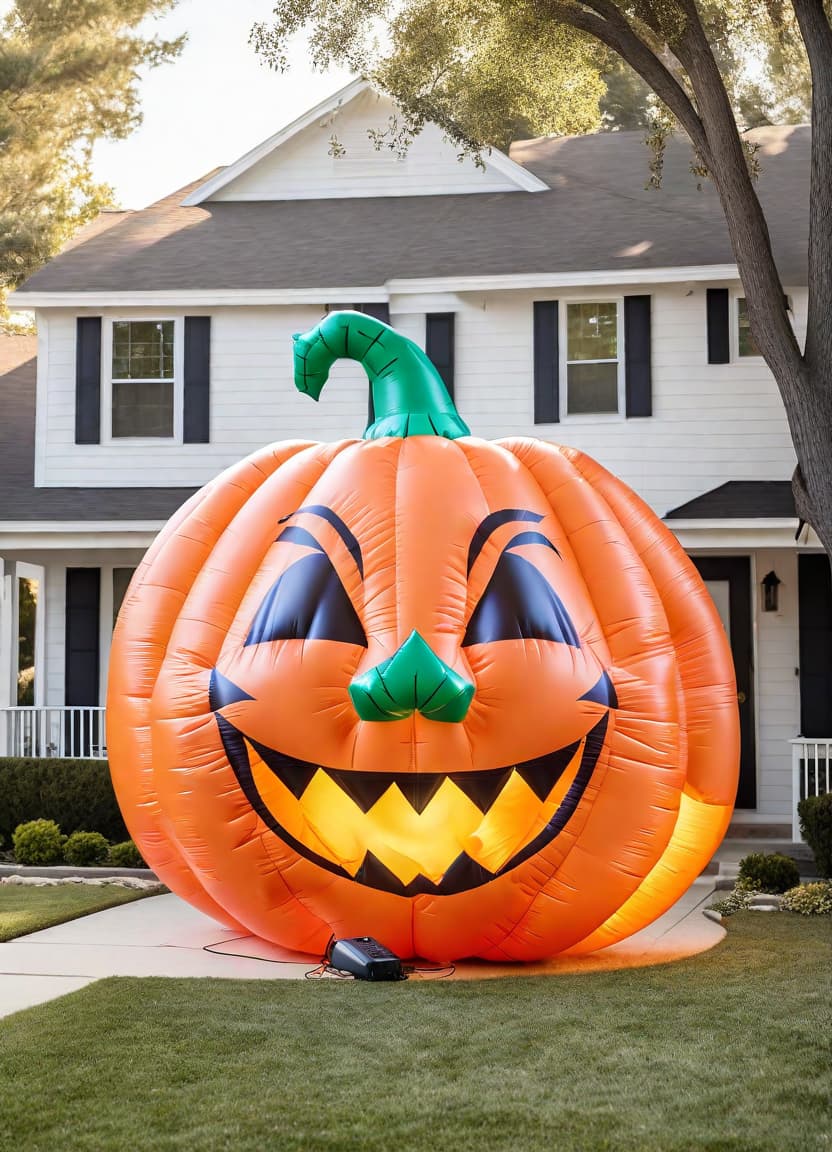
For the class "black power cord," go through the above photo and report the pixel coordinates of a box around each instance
[202,934,455,980]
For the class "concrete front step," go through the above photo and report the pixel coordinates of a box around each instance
[724,822,792,839]
[709,837,818,885]
[714,838,814,862]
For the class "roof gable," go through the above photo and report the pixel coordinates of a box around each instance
[184,81,547,204]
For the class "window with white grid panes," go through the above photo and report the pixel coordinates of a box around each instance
[565,301,621,415]
[110,320,175,437]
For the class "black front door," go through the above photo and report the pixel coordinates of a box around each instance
[691,557,756,809]
[64,567,101,757]
[798,554,832,736]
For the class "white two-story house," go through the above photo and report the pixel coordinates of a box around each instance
[2,79,828,840]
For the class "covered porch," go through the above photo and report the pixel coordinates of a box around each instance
[1,484,829,843]
[666,480,831,841]
[0,330,191,767]
[0,526,154,763]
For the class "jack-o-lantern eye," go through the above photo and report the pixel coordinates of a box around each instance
[245,541,366,647]
[463,531,580,647]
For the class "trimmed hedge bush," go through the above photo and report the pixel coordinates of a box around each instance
[108,840,146,869]
[0,758,127,845]
[64,830,110,867]
[798,793,832,879]
[12,819,64,865]
[738,851,800,894]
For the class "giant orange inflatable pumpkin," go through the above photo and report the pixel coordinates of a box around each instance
[107,311,739,962]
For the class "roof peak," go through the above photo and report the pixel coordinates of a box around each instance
[181,80,546,206]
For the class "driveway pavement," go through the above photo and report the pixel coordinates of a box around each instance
[0,878,723,1018]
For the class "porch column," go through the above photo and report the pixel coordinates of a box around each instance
[0,559,12,753]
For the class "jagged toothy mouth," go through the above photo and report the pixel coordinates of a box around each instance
[216,713,609,897]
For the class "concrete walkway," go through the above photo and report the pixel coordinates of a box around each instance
[0,878,723,1019]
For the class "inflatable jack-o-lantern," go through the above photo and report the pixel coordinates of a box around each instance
[107,312,738,962]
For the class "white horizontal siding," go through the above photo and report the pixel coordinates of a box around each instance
[211,89,521,201]
[39,283,801,516]
[39,306,368,487]
[452,284,799,514]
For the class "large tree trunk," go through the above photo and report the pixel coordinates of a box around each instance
[677,3,832,556]
[790,0,832,557]
[568,0,832,557]
[780,362,832,558]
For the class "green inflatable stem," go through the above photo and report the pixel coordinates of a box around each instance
[293,310,470,440]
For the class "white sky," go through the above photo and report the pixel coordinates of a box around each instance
[93,0,353,208]
[69,1,352,209]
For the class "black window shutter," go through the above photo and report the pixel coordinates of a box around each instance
[426,313,455,401]
[798,554,832,737]
[183,316,211,443]
[355,303,390,426]
[533,301,559,423]
[355,302,390,324]
[75,317,102,444]
[65,568,100,707]
[624,295,652,418]
[707,288,730,364]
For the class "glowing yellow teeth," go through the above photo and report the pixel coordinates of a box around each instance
[247,735,587,885]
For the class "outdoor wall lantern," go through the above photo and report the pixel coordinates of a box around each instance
[761,570,781,613]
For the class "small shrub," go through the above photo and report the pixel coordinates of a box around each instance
[63,830,110,867]
[108,840,146,869]
[781,881,832,916]
[12,819,63,865]
[709,886,758,916]
[733,876,759,893]
[737,851,800,894]
[798,793,832,878]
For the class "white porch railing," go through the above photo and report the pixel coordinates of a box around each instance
[791,737,831,842]
[0,707,107,760]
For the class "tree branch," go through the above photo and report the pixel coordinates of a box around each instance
[540,1,711,160]
[661,0,805,409]
[541,0,803,396]
[791,0,832,378]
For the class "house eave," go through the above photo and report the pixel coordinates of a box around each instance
[0,522,164,550]
[666,519,821,550]
[9,264,752,310]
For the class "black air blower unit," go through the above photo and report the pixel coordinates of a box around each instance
[328,937,404,981]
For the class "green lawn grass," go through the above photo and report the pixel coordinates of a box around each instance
[0,883,152,942]
[0,913,829,1152]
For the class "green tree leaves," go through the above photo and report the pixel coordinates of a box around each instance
[0,0,184,302]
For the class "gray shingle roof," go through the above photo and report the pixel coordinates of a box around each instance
[15,125,810,295]
[0,333,196,522]
[665,481,796,520]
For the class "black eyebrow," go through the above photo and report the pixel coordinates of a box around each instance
[502,530,561,559]
[467,509,545,575]
[275,525,325,553]
[278,505,363,579]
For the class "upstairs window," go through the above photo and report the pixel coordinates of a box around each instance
[75,316,210,445]
[110,319,176,438]
[565,301,621,415]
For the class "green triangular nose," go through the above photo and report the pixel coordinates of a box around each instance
[349,631,474,723]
